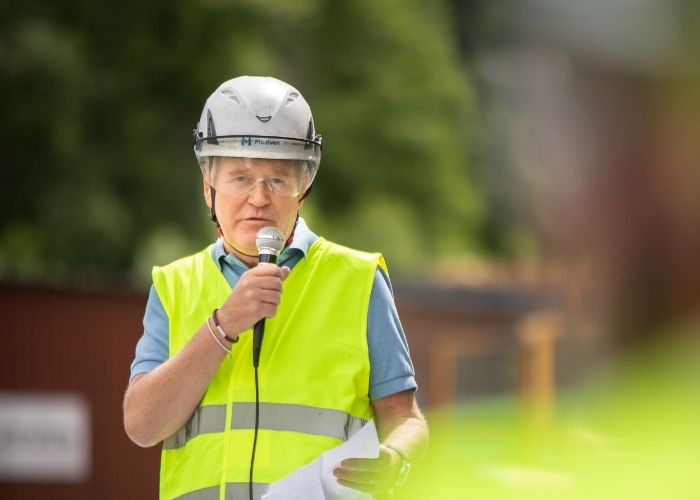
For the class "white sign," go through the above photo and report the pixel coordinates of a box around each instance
[0,392,91,482]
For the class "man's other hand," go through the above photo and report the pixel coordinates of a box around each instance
[332,445,401,497]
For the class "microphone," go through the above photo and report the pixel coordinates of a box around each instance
[252,227,285,367]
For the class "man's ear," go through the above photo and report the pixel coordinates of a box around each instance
[203,179,212,208]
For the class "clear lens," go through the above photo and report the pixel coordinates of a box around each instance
[203,157,310,197]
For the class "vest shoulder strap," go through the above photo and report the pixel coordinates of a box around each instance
[310,238,388,276]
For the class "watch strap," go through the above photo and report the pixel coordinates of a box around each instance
[386,445,411,488]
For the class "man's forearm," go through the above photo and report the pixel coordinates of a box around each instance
[381,415,428,465]
[373,390,429,464]
[123,322,228,447]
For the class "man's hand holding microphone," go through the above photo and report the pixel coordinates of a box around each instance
[214,227,287,366]
[215,262,289,341]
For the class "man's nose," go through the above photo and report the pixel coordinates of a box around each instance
[248,179,272,205]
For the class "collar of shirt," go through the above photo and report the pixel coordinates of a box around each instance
[210,216,319,276]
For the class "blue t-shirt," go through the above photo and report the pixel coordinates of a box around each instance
[130,218,417,401]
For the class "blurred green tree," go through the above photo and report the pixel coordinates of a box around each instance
[0,0,485,284]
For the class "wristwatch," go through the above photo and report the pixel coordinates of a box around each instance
[386,445,411,488]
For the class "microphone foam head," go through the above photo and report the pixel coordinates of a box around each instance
[256,227,286,254]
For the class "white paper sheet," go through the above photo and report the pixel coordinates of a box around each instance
[262,419,379,500]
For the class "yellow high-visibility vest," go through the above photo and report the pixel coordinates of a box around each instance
[152,238,386,500]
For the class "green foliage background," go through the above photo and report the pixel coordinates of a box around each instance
[0,0,511,285]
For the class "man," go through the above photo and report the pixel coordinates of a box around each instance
[123,76,428,500]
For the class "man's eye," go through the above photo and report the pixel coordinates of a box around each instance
[270,177,286,185]
[233,176,250,182]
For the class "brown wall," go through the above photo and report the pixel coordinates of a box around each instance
[0,283,159,500]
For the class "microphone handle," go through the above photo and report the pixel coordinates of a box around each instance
[252,252,279,367]
[258,253,278,265]
[252,319,265,368]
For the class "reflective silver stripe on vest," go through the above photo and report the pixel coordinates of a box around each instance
[231,402,367,442]
[163,404,227,450]
[173,485,219,500]
[163,402,366,451]
[226,482,269,500]
[173,483,269,500]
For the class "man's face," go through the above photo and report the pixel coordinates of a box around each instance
[203,157,307,258]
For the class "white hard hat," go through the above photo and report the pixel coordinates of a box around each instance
[192,76,322,191]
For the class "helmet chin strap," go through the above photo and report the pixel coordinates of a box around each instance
[286,213,299,246]
[224,235,258,259]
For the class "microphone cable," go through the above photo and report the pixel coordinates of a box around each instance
[249,365,260,500]
[248,227,284,500]
[249,317,266,499]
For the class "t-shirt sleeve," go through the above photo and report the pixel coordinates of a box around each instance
[129,285,170,382]
[367,267,418,401]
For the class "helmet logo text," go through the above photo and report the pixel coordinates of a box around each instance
[240,137,281,147]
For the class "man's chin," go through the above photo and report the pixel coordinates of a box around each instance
[229,220,287,250]
[220,230,255,254]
